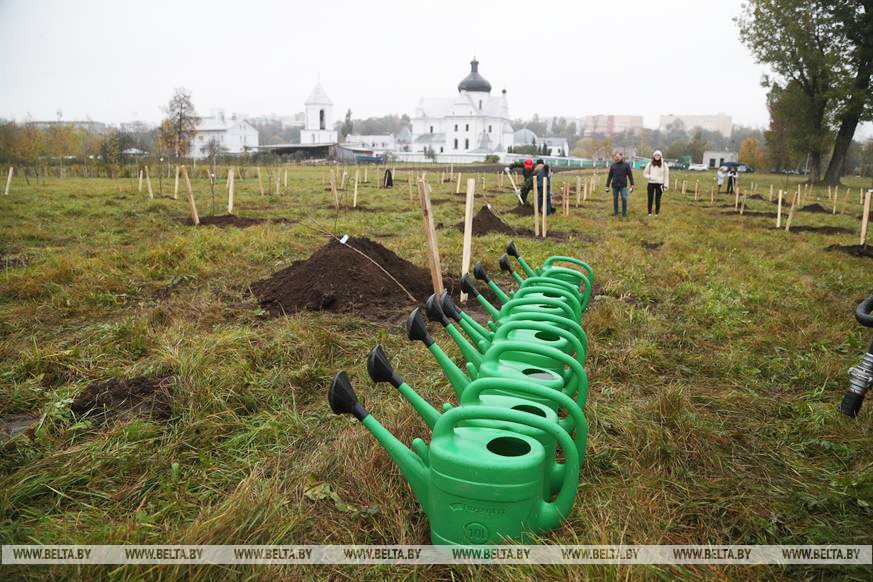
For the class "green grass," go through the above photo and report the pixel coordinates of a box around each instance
[1,166,872,580]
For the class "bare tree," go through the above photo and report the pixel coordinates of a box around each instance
[160,88,200,162]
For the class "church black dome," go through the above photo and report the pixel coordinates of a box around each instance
[458,58,492,93]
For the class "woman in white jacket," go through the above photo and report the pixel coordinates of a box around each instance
[643,150,669,216]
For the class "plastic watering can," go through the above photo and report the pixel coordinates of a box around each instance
[366,346,588,496]
[499,254,526,286]
[329,372,580,544]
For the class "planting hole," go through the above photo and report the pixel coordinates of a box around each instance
[512,404,547,417]
[487,436,531,457]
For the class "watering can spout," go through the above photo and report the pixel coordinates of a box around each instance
[367,345,441,429]
[424,294,450,327]
[407,308,470,398]
[328,372,431,508]
[474,261,510,305]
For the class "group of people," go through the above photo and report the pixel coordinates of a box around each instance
[505,150,751,218]
[507,151,672,218]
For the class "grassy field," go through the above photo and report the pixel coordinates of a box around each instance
[1,165,872,580]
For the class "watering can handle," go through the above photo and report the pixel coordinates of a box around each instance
[500,297,576,323]
[857,292,873,328]
[461,377,587,452]
[521,275,579,296]
[542,256,595,283]
[435,406,580,521]
[485,340,587,402]
[541,267,593,311]
[501,311,587,351]
[493,319,585,369]
[513,286,581,320]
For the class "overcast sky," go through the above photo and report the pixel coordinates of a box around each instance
[1,0,870,137]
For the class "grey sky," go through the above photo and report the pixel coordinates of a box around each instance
[1,0,870,137]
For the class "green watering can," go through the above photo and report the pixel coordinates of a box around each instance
[461,274,583,326]
[367,345,588,497]
[506,240,596,287]
[477,261,585,308]
[329,372,580,544]
[438,290,494,347]
[439,291,588,358]
[425,294,587,369]
[408,308,588,407]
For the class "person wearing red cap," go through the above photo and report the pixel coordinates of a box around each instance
[506,158,536,205]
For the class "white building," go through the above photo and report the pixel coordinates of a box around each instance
[190,114,259,158]
[301,81,338,144]
[660,113,732,138]
[344,134,396,151]
[512,129,569,157]
[702,150,738,168]
[582,114,643,136]
[410,58,513,155]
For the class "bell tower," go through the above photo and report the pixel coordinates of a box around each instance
[302,80,338,144]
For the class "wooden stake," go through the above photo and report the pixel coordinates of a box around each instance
[740,189,746,215]
[564,182,570,215]
[776,190,783,228]
[694,180,699,201]
[340,171,347,191]
[3,166,12,195]
[861,190,872,246]
[418,177,444,295]
[460,178,476,303]
[734,187,740,210]
[785,188,799,231]
[330,170,339,209]
[541,176,548,238]
[145,166,154,199]
[138,169,143,192]
[284,169,288,188]
[710,185,714,205]
[532,173,540,236]
[353,170,359,207]
[408,173,413,200]
[257,167,264,196]
[769,184,773,202]
[833,186,838,214]
[456,172,462,194]
[173,166,180,199]
[275,171,280,195]
[227,167,235,214]
[576,176,582,206]
[180,166,199,225]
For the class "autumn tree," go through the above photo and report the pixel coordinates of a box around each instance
[160,88,200,161]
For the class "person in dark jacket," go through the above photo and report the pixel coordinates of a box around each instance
[605,151,634,217]
[506,158,535,204]
[534,158,555,214]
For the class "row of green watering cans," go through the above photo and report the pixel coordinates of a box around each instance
[328,240,593,545]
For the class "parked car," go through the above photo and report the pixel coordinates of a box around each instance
[667,161,688,170]
[720,162,755,173]
[688,163,708,171]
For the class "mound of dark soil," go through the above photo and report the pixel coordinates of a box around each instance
[641,241,663,250]
[789,226,853,235]
[181,215,295,228]
[800,203,829,213]
[748,194,765,201]
[455,206,516,236]
[826,244,873,259]
[509,204,535,216]
[251,237,440,319]
[71,376,174,421]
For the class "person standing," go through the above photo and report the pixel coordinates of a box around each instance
[716,167,725,193]
[643,150,669,216]
[605,151,634,217]
[534,158,555,214]
[726,167,736,194]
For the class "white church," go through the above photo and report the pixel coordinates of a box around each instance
[410,58,514,156]
[300,80,337,145]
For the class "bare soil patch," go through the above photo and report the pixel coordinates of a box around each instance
[71,376,174,421]
[826,244,873,259]
[179,215,296,228]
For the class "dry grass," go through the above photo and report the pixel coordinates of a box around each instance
[1,166,872,580]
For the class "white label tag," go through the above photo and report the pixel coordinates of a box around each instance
[339,235,349,244]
